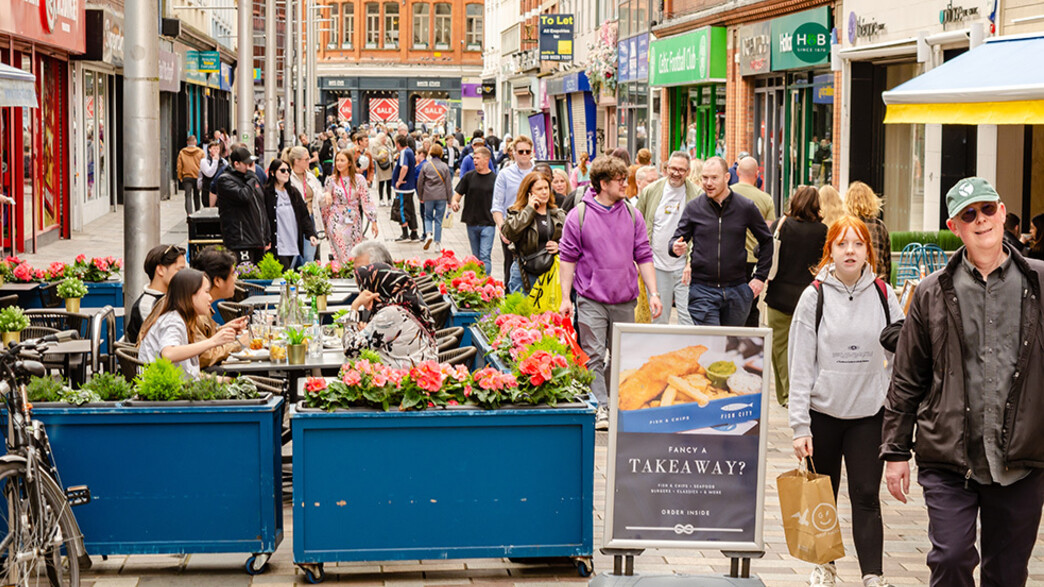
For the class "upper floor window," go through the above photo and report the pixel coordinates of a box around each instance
[434,3,451,50]
[465,4,482,51]
[342,3,354,48]
[365,2,379,48]
[383,2,399,48]
[412,3,430,49]
[326,3,340,48]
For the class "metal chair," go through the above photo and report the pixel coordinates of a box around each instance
[922,244,949,274]
[216,301,250,323]
[427,301,451,330]
[438,346,477,366]
[896,265,921,288]
[0,294,19,309]
[115,347,146,379]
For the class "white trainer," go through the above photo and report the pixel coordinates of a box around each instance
[809,563,837,586]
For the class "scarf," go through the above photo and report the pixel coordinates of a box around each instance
[354,263,435,334]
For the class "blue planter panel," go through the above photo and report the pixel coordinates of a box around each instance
[469,326,511,373]
[444,295,483,348]
[292,404,595,564]
[27,397,284,556]
[82,281,123,309]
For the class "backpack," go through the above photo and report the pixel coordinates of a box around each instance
[375,147,392,170]
[575,199,638,234]
[810,277,891,335]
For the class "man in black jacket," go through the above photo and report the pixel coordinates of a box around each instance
[883,177,1044,587]
[669,156,772,326]
[213,147,270,263]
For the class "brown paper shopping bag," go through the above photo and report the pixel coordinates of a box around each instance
[777,461,845,565]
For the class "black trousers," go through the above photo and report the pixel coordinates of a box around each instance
[501,239,514,285]
[182,178,200,215]
[809,409,884,576]
[379,179,392,202]
[744,261,760,327]
[919,467,1044,587]
[393,191,418,232]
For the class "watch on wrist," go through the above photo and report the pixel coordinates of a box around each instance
[650,292,661,298]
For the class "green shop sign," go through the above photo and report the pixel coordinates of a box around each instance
[648,26,726,87]
[771,6,831,71]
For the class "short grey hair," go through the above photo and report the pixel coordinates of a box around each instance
[636,165,658,183]
[668,151,691,164]
[350,240,393,265]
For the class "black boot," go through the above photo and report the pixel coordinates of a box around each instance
[394,227,411,242]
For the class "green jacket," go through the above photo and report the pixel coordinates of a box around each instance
[634,178,701,244]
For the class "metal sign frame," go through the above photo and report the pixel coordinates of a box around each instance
[603,324,771,552]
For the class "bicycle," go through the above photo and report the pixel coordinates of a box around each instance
[0,333,89,586]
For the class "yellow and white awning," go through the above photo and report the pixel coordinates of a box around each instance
[883,34,1044,125]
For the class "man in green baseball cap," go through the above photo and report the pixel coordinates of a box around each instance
[883,175,1044,585]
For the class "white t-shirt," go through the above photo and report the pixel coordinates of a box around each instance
[651,183,688,272]
[138,311,200,379]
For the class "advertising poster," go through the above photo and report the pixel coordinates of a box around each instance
[539,14,574,61]
[605,325,770,551]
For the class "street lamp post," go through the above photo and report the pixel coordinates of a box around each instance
[237,0,254,149]
[284,0,295,145]
[306,0,316,136]
[264,0,278,162]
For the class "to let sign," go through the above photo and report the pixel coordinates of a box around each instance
[338,98,352,122]
[539,14,574,61]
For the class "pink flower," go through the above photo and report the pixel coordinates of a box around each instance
[342,370,362,386]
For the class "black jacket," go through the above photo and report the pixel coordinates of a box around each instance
[213,169,270,250]
[883,247,1044,472]
[263,182,317,253]
[669,190,774,287]
[765,217,828,314]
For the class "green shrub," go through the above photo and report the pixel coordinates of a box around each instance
[133,358,186,401]
[891,230,962,252]
[0,307,29,333]
[257,253,284,280]
[225,377,261,400]
[181,377,225,401]
[56,277,88,299]
[81,372,133,401]
[26,376,66,403]
[61,388,102,406]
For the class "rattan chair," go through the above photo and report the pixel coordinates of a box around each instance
[437,336,457,352]
[0,294,19,309]
[427,301,451,330]
[24,310,87,339]
[216,301,250,323]
[434,326,464,345]
[239,281,267,296]
[438,346,476,366]
[242,374,287,396]
[115,347,146,379]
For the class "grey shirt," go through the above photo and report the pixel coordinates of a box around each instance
[953,252,1029,486]
[274,187,300,257]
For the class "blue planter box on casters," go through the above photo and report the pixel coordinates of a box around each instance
[25,396,285,574]
[290,400,596,583]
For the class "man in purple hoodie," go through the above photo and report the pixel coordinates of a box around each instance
[559,155,662,429]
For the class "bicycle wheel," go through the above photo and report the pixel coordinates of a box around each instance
[0,460,80,586]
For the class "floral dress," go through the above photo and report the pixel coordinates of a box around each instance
[322,172,377,265]
[342,305,437,368]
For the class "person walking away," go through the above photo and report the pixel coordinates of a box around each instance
[288,146,325,262]
[374,134,395,206]
[765,186,827,406]
[177,135,205,216]
[485,128,501,156]
[789,215,902,587]
[501,172,566,294]
[635,151,699,326]
[669,157,773,326]
[354,132,376,186]
[731,156,777,327]
[212,146,270,264]
[818,184,844,227]
[844,181,890,281]
[883,177,1044,587]
[263,158,318,270]
[559,156,663,430]
[125,244,186,344]
[319,131,336,182]
[199,140,227,207]
[416,143,452,251]
[626,148,652,203]
[323,147,379,265]
[451,146,497,275]
[492,135,537,292]
[190,246,251,368]
[570,152,591,190]
[392,135,420,242]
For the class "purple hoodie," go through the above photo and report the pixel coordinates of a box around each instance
[559,189,654,305]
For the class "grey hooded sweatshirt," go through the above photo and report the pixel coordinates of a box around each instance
[788,263,905,439]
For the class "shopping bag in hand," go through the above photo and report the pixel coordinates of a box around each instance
[442,211,455,229]
[527,256,561,313]
[561,312,589,366]
[777,461,845,565]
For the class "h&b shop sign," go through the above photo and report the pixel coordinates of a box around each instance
[771,6,831,71]
[648,26,726,87]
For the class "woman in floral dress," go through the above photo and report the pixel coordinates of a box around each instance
[321,146,378,265]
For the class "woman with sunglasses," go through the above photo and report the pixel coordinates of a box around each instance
[264,158,318,270]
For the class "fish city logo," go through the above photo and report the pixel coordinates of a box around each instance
[791,503,839,533]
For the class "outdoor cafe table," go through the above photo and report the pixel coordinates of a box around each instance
[241,290,355,307]
[264,280,358,294]
[207,348,347,403]
[42,339,92,385]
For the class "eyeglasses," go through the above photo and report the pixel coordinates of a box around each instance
[667,166,688,174]
[278,168,290,174]
[959,201,999,224]
[516,149,532,155]
[612,176,628,184]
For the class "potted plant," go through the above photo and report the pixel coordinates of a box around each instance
[257,253,285,280]
[0,306,30,345]
[57,276,88,313]
[303,273,333,311]
[283,325,309,365]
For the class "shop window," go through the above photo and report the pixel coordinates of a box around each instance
[327,3,340,49]
[383,2,399,49]
[413,3,429,49]
[342,3,354,48]
[434,3,451,50]
[365,2,379,48]
[465,4,482,51]
[618,0,630,39]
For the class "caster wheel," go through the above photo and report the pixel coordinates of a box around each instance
[576,559,593,577]
[303,563,326,584]
[245,553,271,575]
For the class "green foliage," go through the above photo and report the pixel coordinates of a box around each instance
[181,377,225,400]
[0,307,29,333]
[358,348,382,364]
[56,277,88,299]
[257,253,285,280]
[81,372,133,401]
[890,230,962,252]
[282,269,301,285]
[283,325,309,345]
[61,388,103,406]
[224,377,261,400]
[133,358,186,401]
[26,376,66,403]
[499,292,535,317]
[302,274,332,297]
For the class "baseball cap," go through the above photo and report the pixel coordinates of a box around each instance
[946,177,1000,220]
[229,146,257,165]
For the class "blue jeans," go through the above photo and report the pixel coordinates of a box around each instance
[466,225,495,275]
[422,200,447,243]
[300,214,318,262]
[508,260,523,294]
[687,282,754,326]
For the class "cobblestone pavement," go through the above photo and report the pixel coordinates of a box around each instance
[30,189,1044,585]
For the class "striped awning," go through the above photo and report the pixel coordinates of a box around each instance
[883,34,1044,125]
[0,62,37,108]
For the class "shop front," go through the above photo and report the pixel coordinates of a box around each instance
[546,71,597,164]
[618,32,653,159]
[0,0,85,252]
[178,47,232,146]
[649,27,726,162]
[319,77,461,132]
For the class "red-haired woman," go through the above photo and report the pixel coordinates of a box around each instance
[788,215,903,587]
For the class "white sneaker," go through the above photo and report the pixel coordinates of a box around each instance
[595,406,609,431]
[809,563,837,586]
[863,575,894,587]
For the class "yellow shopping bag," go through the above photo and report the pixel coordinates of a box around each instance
[528,256,562,313]
[777,461,846,565]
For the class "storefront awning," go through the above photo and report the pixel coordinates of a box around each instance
[883,34,1044,125]
[0,62,37,108]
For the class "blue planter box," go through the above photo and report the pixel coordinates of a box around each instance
[82,280,123,308]
[26,397,285,562]
[242,279,276,287]
[444,295,483,348]
[469,326,512,373]
[291,400,595,566]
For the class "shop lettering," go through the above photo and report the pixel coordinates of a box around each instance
[416,81,442,88]
[627,459,749,476]
[662,509,710,516]
[56,0,77,23]
[667,446,708,454]
[741,34,769,58]
[855,16,885,40]
[657,46,697,75]
[940,0,979,26]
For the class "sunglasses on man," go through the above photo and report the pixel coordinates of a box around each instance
[959,201,999,224]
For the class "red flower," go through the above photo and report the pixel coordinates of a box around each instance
[412,361,445,392]
[304,377,328,393]
[75,254,86,264]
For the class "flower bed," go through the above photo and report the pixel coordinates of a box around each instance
[400,250,505,312]
[3,254,122,283]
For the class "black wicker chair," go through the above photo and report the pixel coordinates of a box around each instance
[0,294,19,309]
[25,310,87,339]
[242,374,287,396]
[36,282,62,309]
[216,301,250,323]
[115,347,146,379]
[438,346,477,366]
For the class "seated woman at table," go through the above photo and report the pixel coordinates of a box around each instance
[342,263,437,368]
[138,269,244,379]
[350,240,393,268]
[190,246,250,368]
